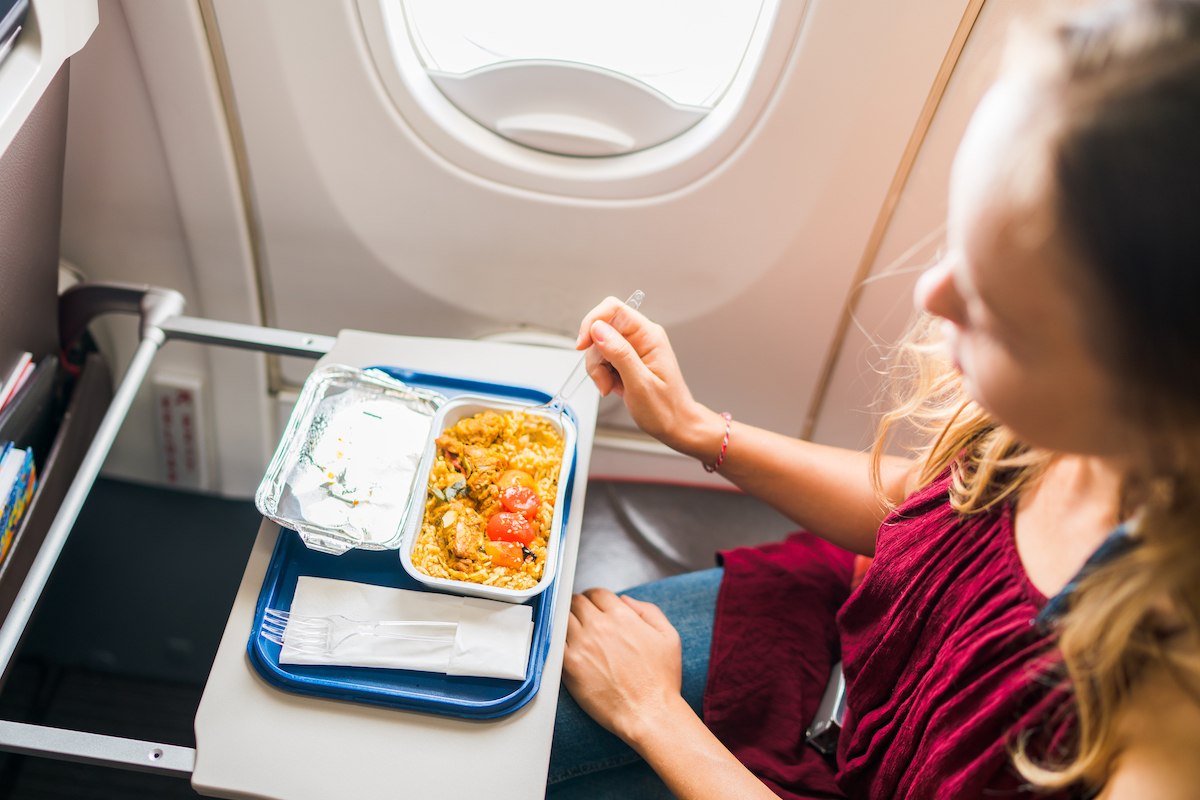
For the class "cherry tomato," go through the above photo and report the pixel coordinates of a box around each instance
[486,512,535,546]
[497,469,535,491]
[485,541,524,569]
[500,485,541,519]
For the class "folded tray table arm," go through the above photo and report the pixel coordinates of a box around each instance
[158,315,336,358]
[58,281,337,357]
[0,282,333,777]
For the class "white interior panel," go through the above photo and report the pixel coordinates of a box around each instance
[60,0,217,489]
[120,0,273,496]
[62,0,272,497]
[206,0,971,485]
[810,0,1080,453]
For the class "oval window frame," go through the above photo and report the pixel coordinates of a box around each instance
[355,0,809,200]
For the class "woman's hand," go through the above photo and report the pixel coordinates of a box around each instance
[562,588,688,745]
[574,297,905,556]
[576,297,724,458]
[563,588,782,800]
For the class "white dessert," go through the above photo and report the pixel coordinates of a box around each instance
[286,390,431,547]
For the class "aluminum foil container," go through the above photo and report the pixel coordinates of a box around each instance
[256,365,446,555]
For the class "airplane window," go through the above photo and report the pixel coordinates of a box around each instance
[398,0,767,156]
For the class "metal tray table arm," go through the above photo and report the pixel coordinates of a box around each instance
[0,282,334,777]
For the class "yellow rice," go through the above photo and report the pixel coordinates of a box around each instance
[413,410,563,590]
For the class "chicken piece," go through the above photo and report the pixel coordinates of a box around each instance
[463,445,506,508]
[452,411,505,446]
[477,495,503,520]
[464,446,505,485]
[444,502,485,559]
[435,433,463,456]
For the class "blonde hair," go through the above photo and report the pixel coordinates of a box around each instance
[869,316,1049,517]
[873,315,1200,789]
[870,2,1200,788]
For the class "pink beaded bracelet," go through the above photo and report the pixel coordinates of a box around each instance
[704,412,733,473]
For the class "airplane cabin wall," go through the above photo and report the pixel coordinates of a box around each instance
[56,0,1054,495]
[810,0,1085,453]
[62,0,271,496]
[206,0,973,488]
[60,0,214,489]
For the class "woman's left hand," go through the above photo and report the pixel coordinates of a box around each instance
[563,589,781,800]
[562,588,685,745]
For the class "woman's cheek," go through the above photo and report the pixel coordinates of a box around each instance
[953,335,1011,415]
[964,345,1031,426]
[939,323,1044,439]
[940,320,964,374]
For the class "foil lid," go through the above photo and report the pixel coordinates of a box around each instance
[256,365,446,555]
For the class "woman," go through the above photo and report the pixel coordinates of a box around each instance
[548,1,1200,798]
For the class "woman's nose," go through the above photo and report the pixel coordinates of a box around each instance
[913,257,967,325]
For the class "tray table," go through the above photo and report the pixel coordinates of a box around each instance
[191,329,597,800]
[248,370,577,718]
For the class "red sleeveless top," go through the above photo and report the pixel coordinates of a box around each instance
[704,474,1078,800]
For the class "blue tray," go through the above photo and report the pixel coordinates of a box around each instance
[246,367,577,719]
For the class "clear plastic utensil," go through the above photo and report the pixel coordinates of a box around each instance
[260,608,457,655]
[538,290,644,416]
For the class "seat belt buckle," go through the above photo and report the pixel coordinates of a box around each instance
[804,660,847,757]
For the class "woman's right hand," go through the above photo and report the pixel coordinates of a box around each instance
[576,297,724,459]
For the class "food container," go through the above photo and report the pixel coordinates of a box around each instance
[400,396,577,603]
[257,364,446,555]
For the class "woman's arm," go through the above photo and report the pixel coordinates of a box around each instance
[694,422,911,557]
[563,589,779,800]
[577,297,915,556]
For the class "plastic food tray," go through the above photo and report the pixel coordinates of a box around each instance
[247,367,578,718]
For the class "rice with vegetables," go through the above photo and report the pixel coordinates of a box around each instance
[413,410,563,589]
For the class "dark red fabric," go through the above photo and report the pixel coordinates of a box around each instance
[705,474,1078,800]
[705,532,854,799]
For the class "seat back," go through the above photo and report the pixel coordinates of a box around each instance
[0,64,68,374]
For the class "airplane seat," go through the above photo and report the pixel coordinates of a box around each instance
[574,480,875,595]
[575,480,802,592]
[0,51,114,694]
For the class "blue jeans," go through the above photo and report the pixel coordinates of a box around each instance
[546,568,723,800]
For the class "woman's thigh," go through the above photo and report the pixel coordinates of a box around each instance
[546,567,723,797]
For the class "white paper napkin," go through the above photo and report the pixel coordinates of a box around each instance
[448,598,536,679]
[277,576,534,680]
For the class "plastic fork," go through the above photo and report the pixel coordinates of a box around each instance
[260,608,457,655]
[536,290,644,416]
